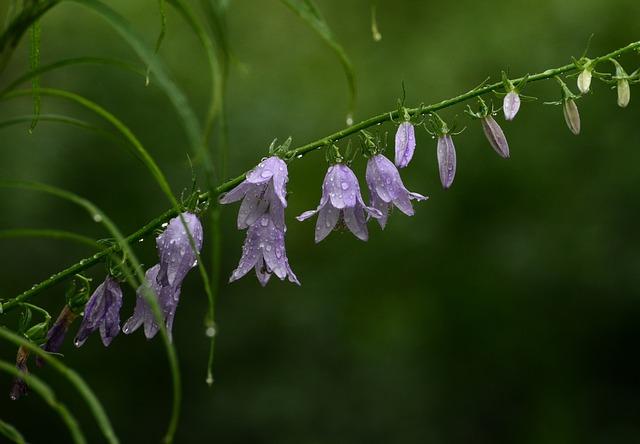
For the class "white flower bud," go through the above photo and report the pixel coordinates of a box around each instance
[617,79,630,108]
[577,69,592,94]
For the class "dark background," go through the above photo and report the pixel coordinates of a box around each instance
[1,0,640,443]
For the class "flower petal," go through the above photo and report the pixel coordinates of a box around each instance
[218,180,251,204]
[315,204,339,243]
[343,206,369,241]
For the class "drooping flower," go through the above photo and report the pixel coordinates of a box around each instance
[297,163,382,242]
[9,347,29,401]
[503,91,521,121]
[156,212,204,288]
[37,306,77,365]
[394,121,416,168]
[481,115,510,159]
[230,214,300,286]
[123,212,203,340]
[563,99,581,135]
[74,276,123,347]
[437,135,457,189]
[219,156,288,229]
[365,154,427,228]
[122,265,181,340]
[577,68,592,94]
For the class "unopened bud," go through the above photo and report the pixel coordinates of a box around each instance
[577,69,592,94]
[617,79,630,108]
[503,91,521,121]
[436,135,456,189]
[563,99,581,135]
[481,115,510,159]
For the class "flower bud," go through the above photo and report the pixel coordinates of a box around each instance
[481,115,510,159]
[617,79,630,108]
[503,91,520,121]
[437,135,456,189]
[563,99,580,135]
[577,69,592,94]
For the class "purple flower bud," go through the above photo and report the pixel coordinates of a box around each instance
[365,154,427,228]
[437,135,456,189]
[577,69,592,94]
[230,214,300,286]
[156,212,203,288]
[37,306,77,366]
[219,156,288,229]
[9,347,29,401]
[563,99,581,135]
[503,91,520,121]
[74,276,123,347]
[297,163,382,242]
[394,121,416,168]
[481,115,510,159]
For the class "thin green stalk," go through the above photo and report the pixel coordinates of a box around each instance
[3,39,640,315]
[0,358,86,444]
[0,418,27,444]
[0,228,102,249]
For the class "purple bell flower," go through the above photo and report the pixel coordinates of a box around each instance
[503,91,521,121]
[74,276,123,347]
[394,121,416,168]
[230,214,300,286]
[481,115,510,159]
[122,265,182,340]
[156,212,204,288]
[123,212,203,340]
[219,156,288,229]
[366,154,427,228]
[297,163,382,242]
[437,135,457,189]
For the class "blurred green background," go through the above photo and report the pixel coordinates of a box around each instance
[2,0,640,443]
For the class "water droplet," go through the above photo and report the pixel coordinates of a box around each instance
[92,214,103,222]
[138,238,144,243]
[260,218,269,227]
[346,114,354,126]
[275,248,282,258]
[296,154,303,159]
[341,182,349,190]
[205,326,216,337]
[261,170,272,178]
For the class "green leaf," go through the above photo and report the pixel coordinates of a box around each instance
[0,419,27,444]
[280,0,357,119]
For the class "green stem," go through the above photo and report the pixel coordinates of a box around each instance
[0,358,86,444]
[2,39,639,313]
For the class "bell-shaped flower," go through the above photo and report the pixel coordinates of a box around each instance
[394,121,416,168]
[366,154,427,228]
[122,265,182,340]
[563,99,580,135]
[503,91,521,121]
[219,156,288,229]
[297,163,382,242]
[123,212,203,340]
[74,276,123,347]
[481,115,510,159]
[230,214,300,286]
[156,212,203,288]
[437,135,457,189]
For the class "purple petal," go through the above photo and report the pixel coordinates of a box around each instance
[123,265,161,337]
[437,135,456,189]
[237,183,269,229]
[325,164,358,209]
[369,192,389,229]
[246,157,282,184]
[296,209,319,221]
[395,122,416,168]
[74,276,123,347]
[218,180,251,204]
[481,115,510,159]
[343,206,368,241]
[503,91,520,121]
[315,204,339,243]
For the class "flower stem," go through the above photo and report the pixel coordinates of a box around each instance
[1,39,639,312]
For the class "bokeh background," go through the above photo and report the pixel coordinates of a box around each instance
[1,0,640,442]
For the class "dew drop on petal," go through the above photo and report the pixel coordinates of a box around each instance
[341,182,349,190]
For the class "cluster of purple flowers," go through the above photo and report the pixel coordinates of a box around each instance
[221,140,427,286]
